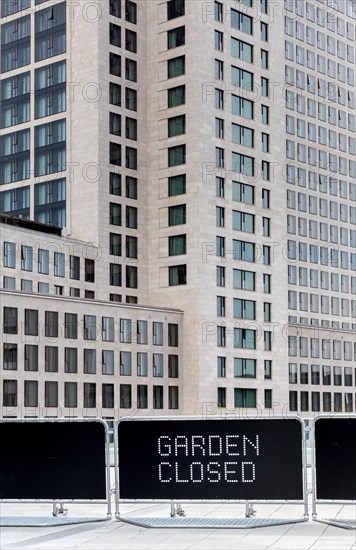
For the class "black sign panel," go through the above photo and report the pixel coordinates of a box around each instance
[0,422,107,500]
[118,419,304,500]
[315,418,356,501]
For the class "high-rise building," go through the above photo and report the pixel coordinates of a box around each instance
[1,0,356,419]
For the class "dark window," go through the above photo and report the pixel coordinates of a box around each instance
[85,258,95,283]
[153,385,164,409]
[167,0,185,20]
[44,346,58,372]
[102,384,114,408]
[217,387,226,407]
[3,343,17,370]
[126,146,137,169]
[64,347,77,373]
[137,385,148,408]
[168,174,186,196]
[168,56,185,78]
[126,205,137,228]
[125,0,137,23]
[84,349,96,374]
[234,388,257,407]
[110,233,122,256]
[3,307,18,334]
[169,264,187,285]
[110,112,121,136]
[110,82,121,106]
[3,379,17,406]
[110,23,121,47]
[110,142,121,166]
[110,173,122,195]
[125,117,137,140]
[125,58,137,81]
[110,0,121,17]
[83,315,97,341]
[168,85,185,107]
[2,0,31,17]
[168,355,179,377]
[65,312,77,339]
[169,386,179,409]
[125,29,137,52]
[110,53,121,76]
[168,26,185,49]
[169,234,186,255]
[45,311,58,338]
[69,255,80,280]
[125,88,137,111]
[169,204,186,225]
[168,144,186,165]
[110,202,122,225]
[84,382,96,408]
[126,265,138,288]
[120,384,132,408]
[24,380,38,407]
[168,323,179,346]
[65,382,77,407]
[126,175,137,198]
[168,115,185,137]
[25,344,38,371]
[110,263,122,286]
[24,309,38,336]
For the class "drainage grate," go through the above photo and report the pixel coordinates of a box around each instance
[0,516,111,527]
[315,518,356,530]
[119,516,307,529]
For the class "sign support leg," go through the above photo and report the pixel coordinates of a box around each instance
[245,501,256,518]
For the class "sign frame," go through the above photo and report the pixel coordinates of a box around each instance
[115,415,309,525]
[0,418,112,521]
[311,414,356,529]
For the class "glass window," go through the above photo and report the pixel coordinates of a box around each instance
[231,38,253,62]
[120,383,132,409]
[234,358,256,378]
[169,174,186,196]
[231,9,252,34]
[167,0,184,20]
[168,115,185,137]
[168,85,185,108]
[137,385,148,409]
[110,23,121,47]
[24,309,38,336]
[137,352,148,376]
[153,386,164,409]
[84,383,96,408]
[64,347,78,373]
[169,234,186,256]
[234,388,256,408]
[84,349,96,374]
[3,343,17,370]
[169,204,186,225]
[125,0,137,23]
[120,351,132,375]
[168,26,185,49]
[168,56,185,78]
[64,382,77,408]
[45,346,58,372]
[168,145,186,166]
[169,265,187,286]
[24,344,38,371]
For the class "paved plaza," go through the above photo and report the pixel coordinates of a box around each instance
[1,500,355,550]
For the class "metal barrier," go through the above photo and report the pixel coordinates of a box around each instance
[0,418,112,527]
[115,416,309,528]
[311,414,356,530]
